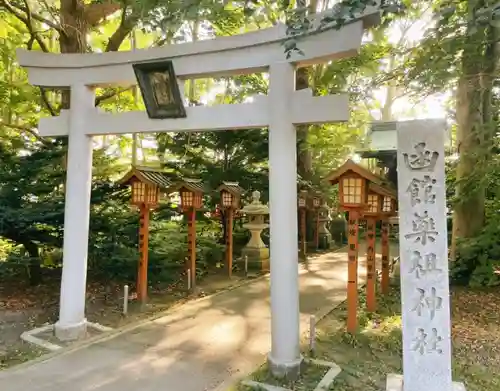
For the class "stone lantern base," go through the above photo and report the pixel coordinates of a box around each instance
[318,231,333,250]
[241,246,270,272]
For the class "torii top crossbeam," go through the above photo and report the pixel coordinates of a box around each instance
[16,7,379,138]
[17,8,379,88]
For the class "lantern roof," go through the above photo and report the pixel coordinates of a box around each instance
[368,182,397,199]
[167,177,206,194]
[216,181,245,196]
[324,159,390,187]
[117,166,172,189]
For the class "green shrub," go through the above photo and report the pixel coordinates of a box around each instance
[84,200,226,285]
[450,223,500,287]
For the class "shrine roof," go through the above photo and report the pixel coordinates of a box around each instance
[324,159,382,184]
[324,159,396,196]
[167,178,206,194]
[117,166,172,189]
[368,182,397,198]
[216,182,245,196]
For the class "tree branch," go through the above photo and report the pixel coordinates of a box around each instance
[105,7,139,52]
[94,86,134,106]
[40,87,57,116]
[0,0,64,34]
[0,120,52,146]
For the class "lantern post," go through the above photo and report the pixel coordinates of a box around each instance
[325,160,387,333]
[381,195,396,294]
[341,177,366,332]
[217,182,243,278]
[117,167,170,304]
[364,190,382,312]
[312,193,321,250]
[298,190,308,259]
[177,182,204,289]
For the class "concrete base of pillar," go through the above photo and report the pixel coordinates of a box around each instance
[386,374,466,391]
[54,318,87,341]
[268,354,303,381]
[241,247,270,272]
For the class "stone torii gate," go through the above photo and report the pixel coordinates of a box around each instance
[17,7,379,377]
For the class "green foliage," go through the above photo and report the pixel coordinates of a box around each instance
[451,154,500,287]
[88,216,225,284]
[0,0,385,291]
[451,223,500,287]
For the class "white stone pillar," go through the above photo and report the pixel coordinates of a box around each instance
[387,120,465,391]
[55,84,95,341]
[267,61,302,378]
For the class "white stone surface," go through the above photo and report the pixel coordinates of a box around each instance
[21,325,62,351]
[21,322,113,350]
[396,120,454,391]
[386,374,466,391]
[16,6,381,87]
[242,359,341,391]
[37,91,349,137]
[267,62,301,376]
[55,84,95,341]
[306,358,342,391]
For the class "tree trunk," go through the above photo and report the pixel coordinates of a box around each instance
[296,67,313,182]
[451,2,496,258]
[295,0,318,184]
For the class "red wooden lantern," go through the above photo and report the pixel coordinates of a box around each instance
[218,182,243,210]
[180,187,203,210]
[312,192,322,249]
[298,190,308,258]
[117,167,172,302]
[382,195,397,216]
[167,178,206,289]
[216,182,244,277]
[368,184,397,296]
[365,192,382,216]
[324,159,395,333]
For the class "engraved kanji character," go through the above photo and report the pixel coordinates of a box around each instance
[409,251,442,279]
[407,176,437,206]
[411,328,443,355]
[411,287,443,320]
[403,142,439,172]
[405,211,438,245]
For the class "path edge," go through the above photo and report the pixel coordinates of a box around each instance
[0,246,348,375]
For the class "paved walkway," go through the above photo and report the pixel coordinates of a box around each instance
[0,243,398,391]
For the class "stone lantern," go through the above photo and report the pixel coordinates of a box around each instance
[240,190,270,271]
[317,201,333,250]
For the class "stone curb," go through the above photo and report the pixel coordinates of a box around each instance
[1,246,348,375]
